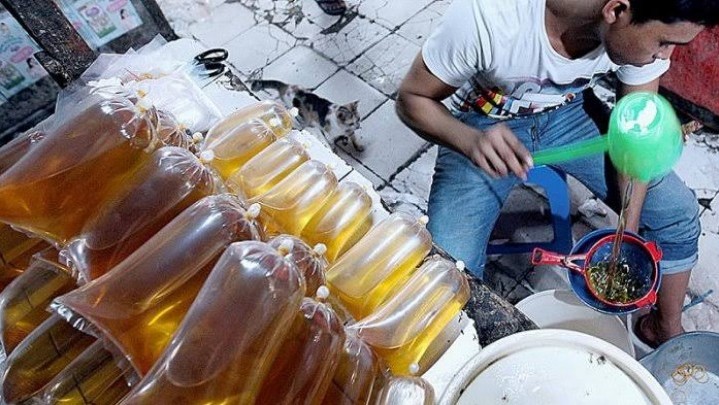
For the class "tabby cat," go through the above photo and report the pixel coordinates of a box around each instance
[250,79,363,151]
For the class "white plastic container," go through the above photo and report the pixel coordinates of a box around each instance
[516,289,635,357]
[439,329,671,405]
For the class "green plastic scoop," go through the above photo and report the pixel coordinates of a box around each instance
[532,92,683,182]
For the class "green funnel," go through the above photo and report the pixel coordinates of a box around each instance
[532,92,683,182]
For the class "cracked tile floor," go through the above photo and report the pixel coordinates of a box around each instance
[170,0,719,333]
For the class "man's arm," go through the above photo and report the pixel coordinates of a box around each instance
[614,79,659,232]
[396,54,532,179]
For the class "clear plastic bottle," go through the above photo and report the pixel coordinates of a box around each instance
[249,160,338,237]
[119,241,304,404]
[301,181,374,263]
[53,195,262,375]
[349,257,470,375]
[325,212,432,319]
[226,136,309,200]
[63,146,217,282]
[0,248,75,358]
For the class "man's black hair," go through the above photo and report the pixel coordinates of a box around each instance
[630,0,719,26]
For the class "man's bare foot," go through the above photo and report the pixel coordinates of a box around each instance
[634,312,685,348]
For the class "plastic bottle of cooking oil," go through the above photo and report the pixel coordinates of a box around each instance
[325,212,432,319]
[301,181,374,263]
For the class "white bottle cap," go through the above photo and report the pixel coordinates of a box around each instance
[192,132,204,143]
[419,215,429,226]
[289,107,299,117]
[269,117,281,128]
[456,260,466,271]
[409,363,420,375]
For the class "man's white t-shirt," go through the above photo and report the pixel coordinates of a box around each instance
[422,0,670,117]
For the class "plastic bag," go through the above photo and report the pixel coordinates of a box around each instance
[0,93,164,244]
[0,127,45,175]
[249,160,338,237]
[325,212,432,319]
[52,195,262,376]
[377,376,435,405]
[157,110,193,151]
[226,135,309,199]
[348,256,470,375]
[205,100,294,143]
[119,241,304,404]
[0,248,75,361]
[268,235,328,298]
[320,332,384,405]
[62,146,217,283]
[301,181,374,263]
[40,339,134,405]
[0,225,49,291]
[256,295,345,404]
[1,314,96,403]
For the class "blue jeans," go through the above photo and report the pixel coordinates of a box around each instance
[427,94,701,279]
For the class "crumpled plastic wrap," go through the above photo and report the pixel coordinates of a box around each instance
[119,241,304,404]
[62,146,218,283]
[376,376,435,405]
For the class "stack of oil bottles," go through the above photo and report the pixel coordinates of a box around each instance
[0,85,470,404]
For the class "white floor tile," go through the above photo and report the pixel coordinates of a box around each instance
[225,24,296,75]
[261,46,338,89]
[314,69,388,119]
[190,3,257,47]
[309,16,390,66]
[347,33,420,96]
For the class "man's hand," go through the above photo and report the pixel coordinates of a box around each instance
[462,123,534,180]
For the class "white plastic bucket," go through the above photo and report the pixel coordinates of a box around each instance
[516,289,635,357]
[438,329,672,405]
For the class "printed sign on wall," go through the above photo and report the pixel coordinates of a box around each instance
[56,0,143,49]
[0,10,49,98]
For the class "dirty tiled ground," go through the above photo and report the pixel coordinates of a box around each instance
[168,0,719,332]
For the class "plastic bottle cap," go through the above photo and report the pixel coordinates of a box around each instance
[316,285,330,300]
[313,243,327,256]
[456,260,466,271]
[419,215,429,226]
[269,118,281,127]
[199,150,215,164]
[289,107,299,117]
[409,363,420,375]
[192,132,204,143]
[327,163,336,171]
[246,203,261,219]
[277,239,294,256]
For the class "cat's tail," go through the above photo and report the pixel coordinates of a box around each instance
[249,79,289,93]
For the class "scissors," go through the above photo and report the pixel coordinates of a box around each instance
[192,48,229,78]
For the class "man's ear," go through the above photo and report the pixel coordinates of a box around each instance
[602,0,631,24]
